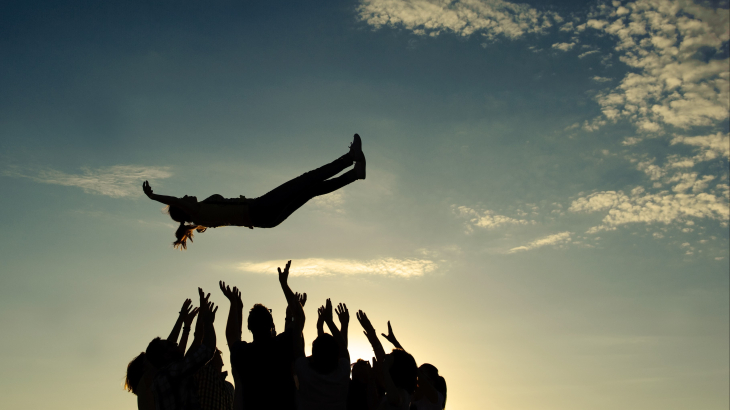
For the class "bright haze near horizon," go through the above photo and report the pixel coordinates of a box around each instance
[0,0,728,409]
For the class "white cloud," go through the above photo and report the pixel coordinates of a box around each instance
[237,257,437,278]
[3,165,172,198]
[592,76,612,82]
[310,192,346,214]
[357,0,559,41]
[508,231,572,253]
[584,0,729,135]
[552,42,576,51]
[452,205,532,232]
[578,49,600,58]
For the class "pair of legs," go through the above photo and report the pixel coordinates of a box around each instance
[249,153,360,228]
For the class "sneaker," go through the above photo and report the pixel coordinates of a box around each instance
[349,134,365,162]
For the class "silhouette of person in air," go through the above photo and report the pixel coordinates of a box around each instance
[143,134,366,249]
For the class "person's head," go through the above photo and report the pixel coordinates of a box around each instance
[388,348,418,395]
[247,304,274,338]
[167,204,204,250]
[351,359,372,383]
[311,334,340,374]
[124,352,147,395]
[145,337,182,369]
[419,363,447,407]
[211,349,224,372]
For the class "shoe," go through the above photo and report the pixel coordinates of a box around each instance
[349,134,365,162]
[355,153,366,180]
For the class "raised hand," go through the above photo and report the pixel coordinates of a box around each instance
[295,292,307,307]
[198,287,211,308]
[219,281,243,307]
[356,310,375,336]
[323,298,334,323]
[317,306,325,336]
[142,180,154,198]
[380,321,401,348]
[335,303,349,326]
[277,260,292,284]
[179,299,193,316]
[183,307,199,327]
[207,301,219,323]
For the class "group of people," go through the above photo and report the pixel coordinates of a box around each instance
[124,261,447,410]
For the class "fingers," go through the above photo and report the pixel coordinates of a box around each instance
[387,321,392,334]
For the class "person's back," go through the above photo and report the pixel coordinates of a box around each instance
[294,356,350,410]
[230,331,296,410]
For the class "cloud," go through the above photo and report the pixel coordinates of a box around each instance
[237,257,437,277]
[452,205,532,232]
[508,231,573,253]
[357,0,559,41]
[578,49,600,58]
[310,192,346,214]
[3,165,172,198]
[583,0,729,134]
[552,41,576,51]
[592,76,612,82]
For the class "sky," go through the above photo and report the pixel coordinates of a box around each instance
[0,0,728,409]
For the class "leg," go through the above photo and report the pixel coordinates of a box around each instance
[253,155,353,209]
[251,170,358,228]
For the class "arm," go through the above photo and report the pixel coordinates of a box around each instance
[380,321,403,350]
[356,310,386,362]
[142,180,199,216]
[278,261,306,357]
[335,303,349,348]
[219,281,243,345]
[167,299,192,343]
[323,299,349,360]
[316,306,325,337]
[178,306,199,353]
[187,288,210,356]
[202,300,218,350]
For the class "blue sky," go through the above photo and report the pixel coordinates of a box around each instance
[1,0,728,409]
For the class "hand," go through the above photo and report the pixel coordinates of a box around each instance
[219,281,243,307]
[277,260,291,284]
[295,292,307,307]
[336,303,349,326]
[207,301,218,323]
[142,180,154,198]
[198,287,210,308]
[381,321,398,346]
[323,298,334,323]
[356,310,375,335]
[183,307,199,327]
[179,299,193,317]
[317,306,324,321]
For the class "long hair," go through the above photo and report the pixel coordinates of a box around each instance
[124,352,146,395]
[167,205,206,250]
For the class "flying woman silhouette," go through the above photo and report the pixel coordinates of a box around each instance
[143,134,366,249]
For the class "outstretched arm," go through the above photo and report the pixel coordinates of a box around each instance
[324,299,349,360]
[279,261,306,357]
[380,321,403,351]
[335,303,350,348]
[202,300,218,350]
[356,310,386,362]
[219,281,243,346]
[178,306,199,353]
[317,306,325,337]
[142,180,199,217]
[167,299,193,343]
[187,288,210,356]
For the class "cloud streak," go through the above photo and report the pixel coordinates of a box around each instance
[452,205,533,232]
[357,0,559,41]
[238,257,437,278]
[509,231,573,253]
[4,165,172,198]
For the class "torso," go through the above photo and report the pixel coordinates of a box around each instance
[193,195,252,228]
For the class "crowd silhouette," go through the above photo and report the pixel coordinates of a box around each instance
[125,261,447,410]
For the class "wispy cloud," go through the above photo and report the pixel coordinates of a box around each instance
[357,0,559,41]
[3,165,172,198]
[238,257,437,278]
[508,231,573,253]
[552,41,576,51]
[452,205,533,233]
[310,191,346,214]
